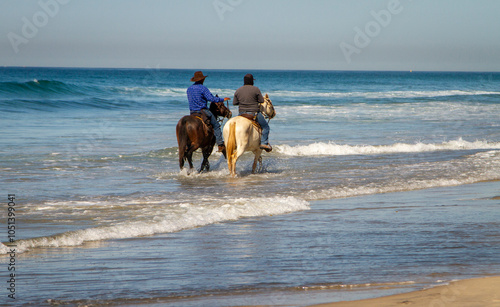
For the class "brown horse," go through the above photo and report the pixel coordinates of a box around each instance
[176,101,232,172]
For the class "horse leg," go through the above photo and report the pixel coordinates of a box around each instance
[200,148,211,173]
[178,148,185,170]
[227,151,233,176]
[186,150,194,170]
[229,146,247,177]
[252,150,262,174]
[226,122,238,177]
[177,132,186,170]
[230,154,237,177]
[200,159,210,172]
[226,148,237,177]
[177,119,192,171]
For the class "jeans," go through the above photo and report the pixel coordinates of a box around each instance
[240,112,270,145]
[201,109,224,146]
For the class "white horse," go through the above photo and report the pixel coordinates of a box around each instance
[223,94,276,177]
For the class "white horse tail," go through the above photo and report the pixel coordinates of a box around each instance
[227,122,237,176]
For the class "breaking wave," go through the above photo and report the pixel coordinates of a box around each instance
[269,89,500,99]
[0,196,309,254]
[276,139,500,156]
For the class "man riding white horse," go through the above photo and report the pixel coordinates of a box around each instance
[233,74,272,152]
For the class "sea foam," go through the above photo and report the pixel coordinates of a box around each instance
[0,196,309,254]
[305,149,500,201]
[268,89,500,99]
[276,139,500,157]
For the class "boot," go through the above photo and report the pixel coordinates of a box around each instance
[218,144,227,159]
[260,144,272,152]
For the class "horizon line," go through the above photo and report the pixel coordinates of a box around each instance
[2,65,500,74]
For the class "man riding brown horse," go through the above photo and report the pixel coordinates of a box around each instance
[187,71,231,152]
[176,71,232,172]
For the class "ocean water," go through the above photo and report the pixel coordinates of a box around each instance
[1,67,499,306]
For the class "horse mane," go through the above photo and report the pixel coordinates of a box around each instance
[209,101,223,117]
[210,101,231,119]
[209,101,217,115]
[261,94,276,119]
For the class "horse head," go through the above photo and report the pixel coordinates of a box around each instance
[210,101,232,119]
[260,93,276,119]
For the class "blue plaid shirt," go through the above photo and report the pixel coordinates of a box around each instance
[187,83,224,113]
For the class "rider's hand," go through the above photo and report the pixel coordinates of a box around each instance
[224,97,231,101]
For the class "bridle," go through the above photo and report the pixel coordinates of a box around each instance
[261,98,275,124]
[214,101,231,126]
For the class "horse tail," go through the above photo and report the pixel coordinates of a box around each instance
[176,118,189,169]
[226,122,237,175]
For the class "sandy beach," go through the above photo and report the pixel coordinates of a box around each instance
[310,276,500,307]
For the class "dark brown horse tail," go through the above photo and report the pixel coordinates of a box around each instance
[226,122,236,174]
[176,118,190,169]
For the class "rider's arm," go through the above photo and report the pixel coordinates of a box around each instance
[202,86,224,103]
[256,88,264,104]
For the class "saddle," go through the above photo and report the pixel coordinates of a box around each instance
[239,113,262,131]
[191,112,213,136]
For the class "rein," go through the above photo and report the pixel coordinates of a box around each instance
[262,113,272,123]
[214,101,230,126]
[262,99,274,124]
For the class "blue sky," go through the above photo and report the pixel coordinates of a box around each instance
[2,0,500,71]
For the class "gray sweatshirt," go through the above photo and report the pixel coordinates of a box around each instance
[233,85,264,113]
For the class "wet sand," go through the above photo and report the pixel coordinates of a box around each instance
[310,276,500,307]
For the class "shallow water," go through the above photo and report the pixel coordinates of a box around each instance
[1,68,499,305]
[10,181,500,306]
